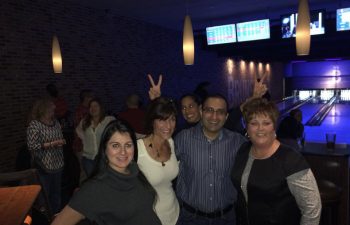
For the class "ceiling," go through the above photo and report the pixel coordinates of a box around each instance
[67,0,343,31]
[66,0,350,60]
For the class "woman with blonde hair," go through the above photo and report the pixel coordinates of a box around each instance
[27,97,66,213]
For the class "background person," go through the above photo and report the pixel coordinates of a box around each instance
[231,98,321,225]
[148,74,267,135]
[277,108,305,150]
[118,93,146,136]
[72,89,94,180]
[76,98,115,176]
[179,93,201,129]
[52,120,162,225]
[27,97,65,214]
[137,96,179,225]
[46,83,69,128]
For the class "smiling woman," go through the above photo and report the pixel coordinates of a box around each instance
[105,131,135,174]
[75,98,115,176]
[137,96,180,225]
[51,120,161,225]
[231,98,321,225]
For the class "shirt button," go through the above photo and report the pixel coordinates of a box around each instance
[210,197,212,201]
[210,184,213,187]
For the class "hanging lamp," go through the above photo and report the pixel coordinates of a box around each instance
[296,0,311,56]
[183,15,194,65]
[52,35,62,73]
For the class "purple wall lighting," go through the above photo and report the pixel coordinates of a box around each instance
[286,60,350,90]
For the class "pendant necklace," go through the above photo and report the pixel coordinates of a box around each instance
[149,143,165,166]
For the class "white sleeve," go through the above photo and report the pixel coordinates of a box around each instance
[287,169,322,225]
[75,119,84,140]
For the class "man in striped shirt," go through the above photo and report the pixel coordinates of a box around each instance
[175,94,246,225]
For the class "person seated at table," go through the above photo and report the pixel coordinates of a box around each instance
[231,98,321,225]
[51,120,162,225]
[277,108,304,150]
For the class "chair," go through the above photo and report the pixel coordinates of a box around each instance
[316,160,343,225]
[0,169,54,224]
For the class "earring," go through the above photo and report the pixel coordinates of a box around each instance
[245,132,250,139]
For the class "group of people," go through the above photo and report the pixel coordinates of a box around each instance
[27,76,321,225]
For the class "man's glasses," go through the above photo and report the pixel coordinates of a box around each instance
[202,107,227,116]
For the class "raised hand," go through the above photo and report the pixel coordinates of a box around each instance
[253,73,268,98]
[147,74,162,100]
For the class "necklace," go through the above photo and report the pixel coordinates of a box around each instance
[148,143,166,166]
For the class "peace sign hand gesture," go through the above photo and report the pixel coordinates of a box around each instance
[147,74,163,100]
[253,73,268,98]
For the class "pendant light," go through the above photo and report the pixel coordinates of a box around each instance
[296,0,311,56]
[183,15,194,65]
[52,35,62,73]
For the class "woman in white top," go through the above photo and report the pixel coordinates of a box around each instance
[76,98,115,176]
[137,97,179,225]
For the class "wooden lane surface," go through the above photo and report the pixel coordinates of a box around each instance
[0,185,41,225]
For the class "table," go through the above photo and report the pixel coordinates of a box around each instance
[0,185,41,225]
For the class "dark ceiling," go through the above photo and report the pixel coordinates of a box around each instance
[66,0,345,31]
[66,0,350,61]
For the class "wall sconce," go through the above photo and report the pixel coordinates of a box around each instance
[227,59,234,74]
[183,15,194,65]
[296,0,311,56]
[52,35,62,73]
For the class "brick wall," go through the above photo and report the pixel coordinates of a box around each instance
[0,0,284,172]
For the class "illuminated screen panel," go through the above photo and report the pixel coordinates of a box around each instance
[281,11,325,38]
[206,24,236,45]
[337,7,350,31]
[236,19,270,42]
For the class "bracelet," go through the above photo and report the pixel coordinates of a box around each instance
[50,142,53,148]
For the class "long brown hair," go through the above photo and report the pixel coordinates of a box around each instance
[82,98,106,130]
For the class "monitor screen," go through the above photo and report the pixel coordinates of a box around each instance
[236,19,270,42]
[337,7,350,31]
[281,11,325,38]
[206,24,236,45]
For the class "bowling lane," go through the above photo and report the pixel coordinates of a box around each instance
[304,103,350,144]
[299,97,325,123]
[276,96,301,111]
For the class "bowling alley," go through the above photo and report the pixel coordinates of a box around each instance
[0,0,349,225]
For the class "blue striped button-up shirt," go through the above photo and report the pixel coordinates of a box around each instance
[175,123,246,212]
